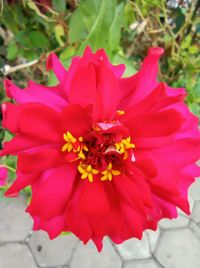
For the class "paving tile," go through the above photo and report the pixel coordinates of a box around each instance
[0,196,32,242]
[155,229,200,268]
[189,221,200,241]
[124,259,160,268]
[158,214,189,229]
[71,238,121,268]
[29,231,78,267]
[146,229,160,253]
[0,243,37,268]
[189,179,200,202]
[115,233,151,261]
[191,200,200,224]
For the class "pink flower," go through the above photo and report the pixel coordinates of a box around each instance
[0,166,8,186]
[1,47,200,251]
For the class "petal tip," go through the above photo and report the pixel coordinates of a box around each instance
[4,79,13,98]
[46,52,57,71]
[83,46,93,57]
[148,47,164,57]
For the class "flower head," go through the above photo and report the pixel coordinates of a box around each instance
[0,166,8,186]
[1,46,200,251]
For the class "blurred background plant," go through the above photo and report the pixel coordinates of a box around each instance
[0,0,200,195]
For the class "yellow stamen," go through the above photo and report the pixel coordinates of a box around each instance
[78,137,83,142]
[100,162,120,181]
[77,147,86,160]
[116,110,125,116]
[62,131,77,152]
[75,143,88,160]
[115,136,135,159]
[78,163,99,182]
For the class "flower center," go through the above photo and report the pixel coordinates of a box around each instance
[61,129,135,182]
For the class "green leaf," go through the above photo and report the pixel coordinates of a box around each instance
[189,45,198,55]
[23,50,38,61]
[4,130,13,142]
[0,188,7,201]
[2,8,19,34]
[69,0,124,55]
[11,4,27,26]
[69,8,87,42]
[78,0,115,53]
[109,2,124,53]
[29,31,49,49]
[180,35,192,50]
[7,41,18,61]
[47,71,58,86]
[113,54,136,77]
[47,57,71,86]
[4,155,17,182]
[59,47,75,60]
[16,31,33,48]
[61,231,71,236]
[52,0,66,13]
[189,103,200,116]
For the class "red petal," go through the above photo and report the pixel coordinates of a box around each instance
[36,215,66,239]
[5,172,38,197]
[94,48,125,77]
[124,83,185,116]
[68,63,96,106]
[2,102,28,133]
[93,61,120,121]
[61,104,92,136]
[0,134,48,156]
[26,164,76,220]
[18,103,62,142]
[134,158,158,178]
[65,183,92,244]
[80,180,110,216]
[122,109,184,137]
[17,148,63,174]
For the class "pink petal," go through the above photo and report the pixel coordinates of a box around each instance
[46,52,67,82]
[4,79,67,111]
[0,166,8,186]
[119,47,164,108]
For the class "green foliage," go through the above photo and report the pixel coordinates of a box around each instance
[69,0,125,56]
[29,31,49,48]
[121,0,200,116]
[0,0,200,196]
[7,41,18,61]
[52,0,66,13]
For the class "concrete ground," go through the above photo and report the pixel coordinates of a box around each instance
[0,179,200,268]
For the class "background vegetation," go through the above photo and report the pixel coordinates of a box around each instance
[0,0,200,192]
